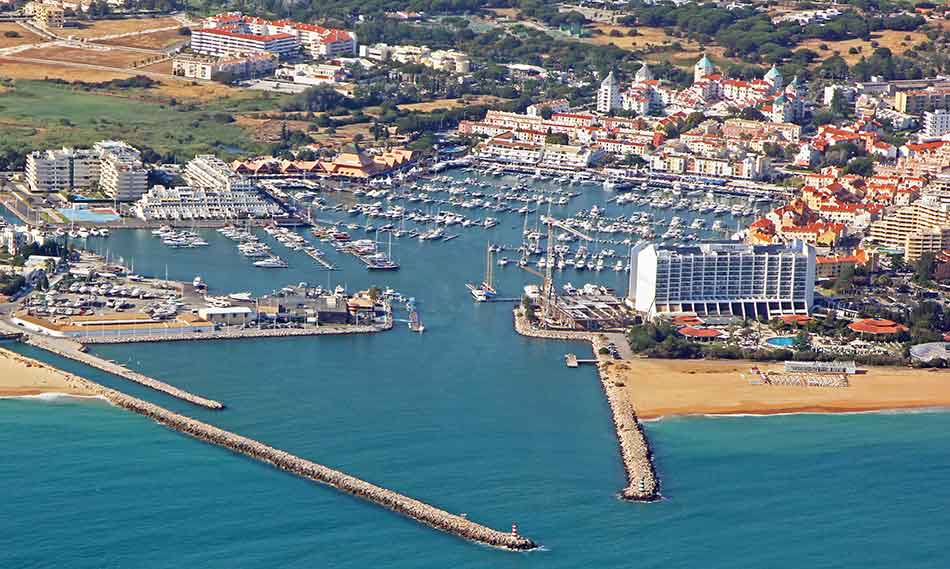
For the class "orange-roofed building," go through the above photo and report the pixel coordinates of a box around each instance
[847,318,908,336]
[677,326,724,340]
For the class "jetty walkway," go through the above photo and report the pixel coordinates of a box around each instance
[513,308,659,501]
[6,347,538,551]
[22,334,224,409]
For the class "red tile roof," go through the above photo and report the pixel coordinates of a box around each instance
[678,326,723,339]
[848,318,908,335]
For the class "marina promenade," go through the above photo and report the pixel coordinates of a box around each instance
[513,309,659,501]
[5,348,539,551]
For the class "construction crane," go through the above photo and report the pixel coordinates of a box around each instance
[518,215,593,325]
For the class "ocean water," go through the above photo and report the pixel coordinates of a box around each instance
[3,176,950,567]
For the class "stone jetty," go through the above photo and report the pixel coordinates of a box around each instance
[23,335,224,410]
[514,308,659,501]
[8,348,538,551]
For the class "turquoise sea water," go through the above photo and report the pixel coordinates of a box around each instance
[3,177,950,567]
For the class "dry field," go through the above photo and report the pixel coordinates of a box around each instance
[0,23,43,48]
[397,95,506,112]
[0,58,130,82]
[486,8,520,19]
[799,30,929,65]
[62,17,183,39]
[17,45,147,68]
[0,57,246,102]
[96,28,190,50]
[584,23,697,51]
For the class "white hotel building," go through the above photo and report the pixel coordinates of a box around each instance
[628,241,816,320]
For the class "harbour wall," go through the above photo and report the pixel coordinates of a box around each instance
[513,309,659,501]
[4,347,538,551]
[76,321,392,345]
[22,335,225,409]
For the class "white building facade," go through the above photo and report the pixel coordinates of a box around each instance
[628,240,816,319]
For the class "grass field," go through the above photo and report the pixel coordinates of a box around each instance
[0,23,43,48]
[63,17,183,39]
[0,80,273,160]
[97,28,190,50]
[799,30,929,65]
[17,45,146,68]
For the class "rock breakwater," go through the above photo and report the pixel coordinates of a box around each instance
[23,336,224,409]
[514,309,659,501]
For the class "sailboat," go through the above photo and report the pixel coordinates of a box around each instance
[466,242,497,302]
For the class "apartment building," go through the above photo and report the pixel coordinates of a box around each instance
[191,28,300,58]
[25,142,149,200]
[196,13,357,59]
[94,141,148,201]
[25,147,100,193]
[895,87,950,114]
[183,155,253,192]
[628,240,816,320]
[650,151,771,180]
[32,3,64,28]
[868,195,950,260]
[172,52,277,81]
[922,109,950,138]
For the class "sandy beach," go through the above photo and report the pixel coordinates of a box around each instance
[605,358,950,420]
[0,346,96,397]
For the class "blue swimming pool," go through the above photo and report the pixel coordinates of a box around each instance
[766,336,797,348]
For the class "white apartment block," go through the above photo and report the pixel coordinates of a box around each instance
[25,142,149,200]
[134,185,282,221]
[628,240,816,320]
[597,71,621,113]
[184,155,253,192]
[359,43,470,73]
[26,147,100,193]
[198,13,357,60]
[95,141,148,201]
[922,109,950,138]
[191,28,300,58]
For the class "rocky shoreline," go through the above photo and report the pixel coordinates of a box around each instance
[513,309,659,501]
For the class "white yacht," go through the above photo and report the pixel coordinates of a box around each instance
[253,256,288,268]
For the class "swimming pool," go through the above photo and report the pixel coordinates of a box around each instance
[766,336,797,348]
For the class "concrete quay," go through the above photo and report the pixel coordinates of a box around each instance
[22,334,224,409]
[77,321,392,345]
[514,309,659,501]
[6,348,538,551]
